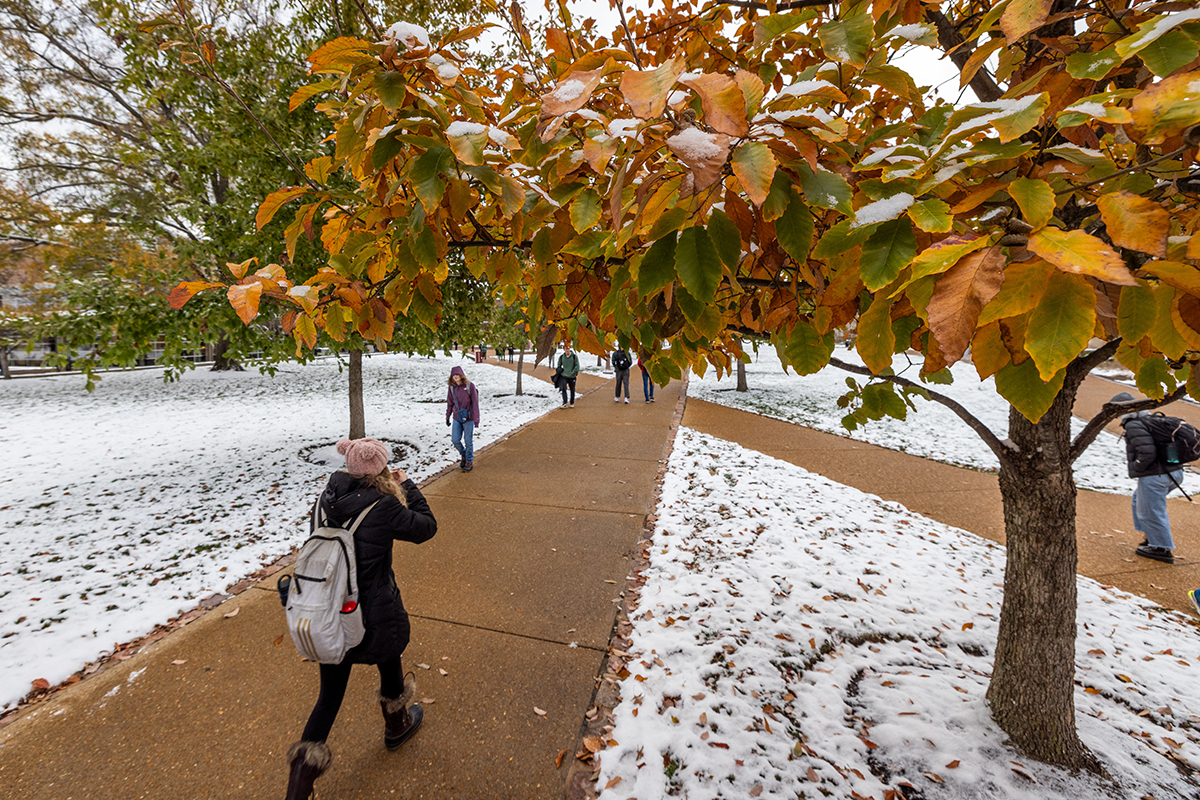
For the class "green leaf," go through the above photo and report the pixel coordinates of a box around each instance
[1139,29,1199,78]
[856,295,895,374]
[675,226,723,303]
[410,224,438,269]
[1117,284,1157,343]
[1136,357,1172,400]
[570,188,603,232]
[376,71,408,111]
[1065,44,1122,80]
[561,230,607,258]
[863,383,908,421]
[762,171,792,222]
[818,11,872,68]
[648,207,690,241]
[995,359,1066,423]
[777,193,814,264]
[1024,271,1097,380]
[779,318,834,375]
[411,147,452,214]
[753,12,807,45]
[707,209,743,269]
[675,286,706,324]
[813,219,876,259]
[1008,177,1056,231]
[860,219,917,291]
[907,199,953,233]
[797,163,853,216]
[372,132,405,170]
[638,233,678,297]
[1150,283,1188,360]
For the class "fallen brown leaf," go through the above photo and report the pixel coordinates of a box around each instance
[555,748,568,769]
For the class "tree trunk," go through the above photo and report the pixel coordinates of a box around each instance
[211,335,244,371]
[986,397,1098,770]
[516,345,525,396]
[0,347,10,379]
[736,358,747,392]
[348,348,365,439]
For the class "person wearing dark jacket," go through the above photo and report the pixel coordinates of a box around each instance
[612,347,632,404]
[638,353,655,403]
[445,365,480,472]
[285,437,437,800]
[1114,392,1181,564]
[557,342,581,408]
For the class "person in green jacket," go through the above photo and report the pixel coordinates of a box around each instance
[557,341,581,408]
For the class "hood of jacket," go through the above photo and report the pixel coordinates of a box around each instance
[450,365,466,379]
[319,470,381,525]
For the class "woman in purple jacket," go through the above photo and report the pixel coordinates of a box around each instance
[446,366,480,471]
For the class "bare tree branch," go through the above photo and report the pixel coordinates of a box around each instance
[924,7,1004,103]
[1069,384,1189,464]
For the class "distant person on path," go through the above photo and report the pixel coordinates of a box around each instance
[286,437,437,800]
[557,341,580,408]
[1114,391,1181,564]
[446,366,480,472]
[612,346,632,404]
[638,353,655,403]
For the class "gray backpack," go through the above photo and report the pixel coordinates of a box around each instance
[285,500,378,664]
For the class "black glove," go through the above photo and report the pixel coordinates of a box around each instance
[446,418,451,427]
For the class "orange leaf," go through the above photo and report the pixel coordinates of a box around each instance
[256,187,308,230]
[1000,0,1053,44]
[620,58,685,119]
[678,73,749,137]
[228,282,264,324]
[605,777,623,789]
[926,245,1006,365]
[667,128,731,193]
[1026,228,1136,285]
[946,760,960,768]
[731,142,777,207]
[541,67,605,118]
[274,635,284,647]
[1097,191,1169,258]
[168,281,223,310]
[961,622,974,630]
[31,678,50,690]
[201,39,216,64]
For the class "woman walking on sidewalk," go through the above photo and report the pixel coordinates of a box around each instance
[285,437,437,800]
[446,366,480,471]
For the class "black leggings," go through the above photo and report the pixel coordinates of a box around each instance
[301,657,404,742]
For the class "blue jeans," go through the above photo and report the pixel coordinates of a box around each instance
[642,371,654,401]
[1132,471,1182,548]
[452,418,474,463]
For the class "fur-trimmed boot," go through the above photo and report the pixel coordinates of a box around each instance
[379,673,423,751]
[284,740,331,800]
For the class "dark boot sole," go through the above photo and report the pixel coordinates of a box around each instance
[1136,548,1175,564]
[385,704,423,751]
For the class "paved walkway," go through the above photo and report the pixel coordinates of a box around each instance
[0,363,681,800]
[683,372,1200,616]
[3,360,1197,800]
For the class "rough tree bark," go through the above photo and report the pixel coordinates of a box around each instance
[736,358,747,392]
[986,394,1099,771]
[348,348,365,439]
[515,344,525,396]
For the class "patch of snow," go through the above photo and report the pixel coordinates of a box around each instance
[383,21,431,50]
[549,78,589,104]
[426,54,458,82]
[445,121,487,138]
[850,192,915,228]
[668,128,725,162]
[608,119,641,139]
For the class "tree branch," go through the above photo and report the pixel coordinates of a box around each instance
[924,8,1004,103]
[828,355,1013,461]
[1069,384,1189,464]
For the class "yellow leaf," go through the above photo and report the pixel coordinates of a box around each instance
[971,322,1011,380]
[678,73,749,137]
[1025,271,1097,380]
[926,245,1006,365]
[1008,178,1055,231]
[228,282,263,324]
[201,40,216,65]
[856,295,895,374]
[1000,0,1053,44]
[306,36,376,74]
[1140,260,1200,296]
[620,58,685,119]
[1026,228,1136,285]
[978,258,1054,325]
[287,285,320,314]
[995,358,1066,423]
[1130,70,1200,145]
[731,142,776,207]
[1097,192,1169,258]
[257,187,308,230]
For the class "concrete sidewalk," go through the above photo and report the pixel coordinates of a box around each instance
[683,373,1200,616]
[0,366,680,800]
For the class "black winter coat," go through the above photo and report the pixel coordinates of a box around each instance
[1121,414,1172,478]
[312,471,437,664]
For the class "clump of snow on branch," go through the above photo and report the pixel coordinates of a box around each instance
[851,192,915,228]
[383,21,431,50]
[667,127,726,162]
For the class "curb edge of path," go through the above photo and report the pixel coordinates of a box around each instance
[0,379,602,731]
[564,372,689,800]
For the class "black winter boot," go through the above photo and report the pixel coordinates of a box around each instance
[284,740,331,800]
[379,673,423,750]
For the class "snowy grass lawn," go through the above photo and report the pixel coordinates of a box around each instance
[0,353,554,710]
[596,428,1200,800]
[688,348,1200,496]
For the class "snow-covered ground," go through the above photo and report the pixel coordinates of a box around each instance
[688,348,1200,496]
[0,353,555,711]
[596,427,1200,800]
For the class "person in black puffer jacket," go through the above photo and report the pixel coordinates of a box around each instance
[1114,392,1181,564]
[284,437,437,800]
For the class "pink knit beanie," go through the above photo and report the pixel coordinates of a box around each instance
[336,438,389,476]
